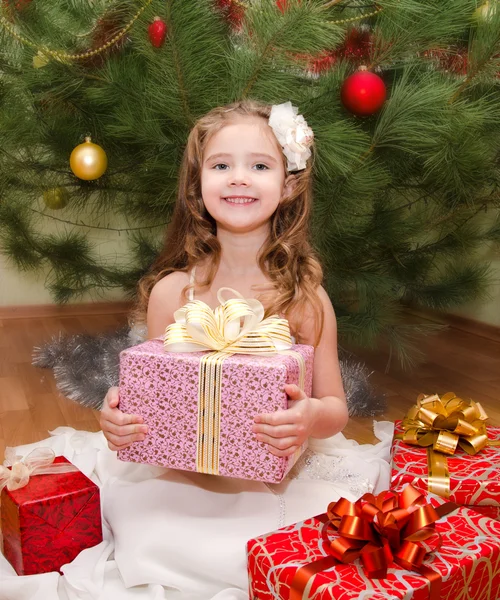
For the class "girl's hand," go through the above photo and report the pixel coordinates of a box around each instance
[252,384,314,457]
[100,386,148,452]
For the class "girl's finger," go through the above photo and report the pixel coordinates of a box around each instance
[101,410,143,427]
[104,386,120,408]
[107,440,136,452]
[267,445,299,458]
[104,431,145,448]
[284,384,307,401]
[252,422,298,438]
[255,433,298,451]
[101,421,148,437]
[254,409,288,426]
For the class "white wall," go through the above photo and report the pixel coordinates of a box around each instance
[0,254,127,305]
[0,204,133,306]
[447,253,500,327]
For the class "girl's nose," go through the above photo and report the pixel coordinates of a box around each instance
[229,167,250,186]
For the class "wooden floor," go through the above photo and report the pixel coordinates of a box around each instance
[0,311,499,458]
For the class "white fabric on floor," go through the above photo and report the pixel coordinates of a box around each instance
[0,423,393,600]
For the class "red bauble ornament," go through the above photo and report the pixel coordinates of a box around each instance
[341,68,386,116]
[148,17,167,48]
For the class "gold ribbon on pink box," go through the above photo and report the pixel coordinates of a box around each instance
[0,447,79,492]
[290,485,458,600]
[395,392,500,498]
[164,288,306,476]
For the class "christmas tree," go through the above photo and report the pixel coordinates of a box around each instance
[0,0,499,365]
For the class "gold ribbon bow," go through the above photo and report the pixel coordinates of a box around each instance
[396,392,499,498]
[164,288,305,475]
[291,485,458,600]
[401,392,489,456]
[165,287,292,354]
[0,447,78,492]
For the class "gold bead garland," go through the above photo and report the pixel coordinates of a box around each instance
[326,5,383,25]
[230,0,383,25]
[0,0,153,63]
[1,0,383,64]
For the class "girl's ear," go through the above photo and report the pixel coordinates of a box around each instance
[282,174,297,199]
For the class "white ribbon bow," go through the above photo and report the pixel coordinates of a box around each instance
[0,447,78,492]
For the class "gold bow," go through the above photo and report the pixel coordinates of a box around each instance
[401,392,489,456]
[0,447,78,492]
[396,392,500,499]
[165,287,292,354]
[164,288,304,476]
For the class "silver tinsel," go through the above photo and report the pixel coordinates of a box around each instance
[32,330,385,416]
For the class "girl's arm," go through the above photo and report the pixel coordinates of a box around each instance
[253,286,349,456]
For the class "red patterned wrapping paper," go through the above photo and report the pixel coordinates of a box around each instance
[1,456,103,575]
[117,339,313,483]
[247,506,500,600]
[391,420,500,519]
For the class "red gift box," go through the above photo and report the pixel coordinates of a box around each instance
[247,499,500,599]
[1,455,103,575]
[391,420,500,520]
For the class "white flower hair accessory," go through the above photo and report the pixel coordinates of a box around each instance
[268,101,314,172]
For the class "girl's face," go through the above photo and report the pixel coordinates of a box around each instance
[201,116,295,235]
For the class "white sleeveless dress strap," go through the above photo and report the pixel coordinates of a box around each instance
[188,266,196,301]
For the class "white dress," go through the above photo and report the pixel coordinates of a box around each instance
[0,274,393,600]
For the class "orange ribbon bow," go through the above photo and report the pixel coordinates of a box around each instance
[291,485,457,600]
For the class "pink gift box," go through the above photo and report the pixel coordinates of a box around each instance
[117,339,313,482]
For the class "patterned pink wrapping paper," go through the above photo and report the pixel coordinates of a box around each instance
[247,506,500,600]
[391,420,500,519]
[117,339,313,482]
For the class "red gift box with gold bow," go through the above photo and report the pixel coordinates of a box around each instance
[1,448,103,575]
[391,392,500,519]
[247,485,500,600]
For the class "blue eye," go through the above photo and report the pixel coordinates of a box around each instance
[213,163,228,170]
[254,163,269,170]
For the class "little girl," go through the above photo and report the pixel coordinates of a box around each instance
[89,100,391,599]
[101,99,348,455]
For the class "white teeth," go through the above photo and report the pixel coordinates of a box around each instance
[224,197,256,204]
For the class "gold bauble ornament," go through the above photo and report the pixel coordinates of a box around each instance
[43,187,70,210]
[473,1,497,23]
[70,137,108,180]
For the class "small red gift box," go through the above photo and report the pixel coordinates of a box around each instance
[391,419,500,520]
[247,487,500,600]
[1,455,103,575]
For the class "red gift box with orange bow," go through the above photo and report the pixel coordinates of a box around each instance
[247,485,500,600]
[391,393,500,520]
[1,449,103,575]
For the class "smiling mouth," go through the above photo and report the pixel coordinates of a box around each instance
[223,197,258,205]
